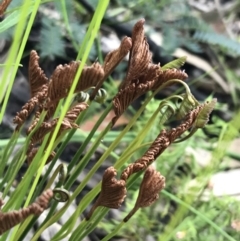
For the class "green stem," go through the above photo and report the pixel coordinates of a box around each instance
[0,0,37,123]
[67,103,112,172]
[100,222,124,241]
[60,0,79,51]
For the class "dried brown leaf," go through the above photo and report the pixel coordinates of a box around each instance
[152,69,188,90]
[89,37,132,100]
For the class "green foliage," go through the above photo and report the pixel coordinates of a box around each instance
[193,31,240,57]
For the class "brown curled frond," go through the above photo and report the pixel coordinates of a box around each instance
[120,19,152,90]
[64,102,88,122]
[13,84,48,131]
[121,103,211,181]
[34,189,54,209]
[27,147,55,165]
[47,61,79,102]
[136,166,165,208]
[138,63,161,85]
[103,36,132,78]
[112,83,140,125]
[112,64,160,125]
[0,0,12,16]
[13,97,39,131]
[47,61,104,103]
[151,69,188,90]
[29,119,75,146]
[86,166,126,220]
[89,37,132,100]
[75,62,104,92]
[28,50,48,98]
[0,189,53,235]
[29,102,88,145]
[120,129,169,182]
[29,119,58,145]
[123,166,165,222]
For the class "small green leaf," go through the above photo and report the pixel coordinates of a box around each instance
[161,56,187,71]
[194,98,217,128]
[159,101,176,125]
[176,93,199,120]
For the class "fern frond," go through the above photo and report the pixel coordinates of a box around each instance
[193,31,240,57]
[161,56,187,71]
[38,17,65,60]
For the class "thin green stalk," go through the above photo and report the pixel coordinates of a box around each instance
[62,94,165,238]
[1,148,24,197]
[29,1,109,239]
[0,0,39,123]
[6,134,50,241]
[65,122,112,189]
[1,111,47,201]
[30,199,72,241]
[44,120,114,240]
[22,0,106,209]
[16,163,67,239]
[67,103,112,172]
[59,0,79,51]
[0,131,20,179]
[101,222,124,241]
[47,109,85,158]
[72,208,109,241]
[76,1,102,60]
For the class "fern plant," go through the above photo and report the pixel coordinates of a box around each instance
[0,1,240,241]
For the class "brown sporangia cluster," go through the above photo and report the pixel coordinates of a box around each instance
[14,33,133,131]
[0,189,53,235]
[87,99,216,220]
[13,19,190,165]
[12,25,135,164]
[112,19,188,125]
[0,0,12,17]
